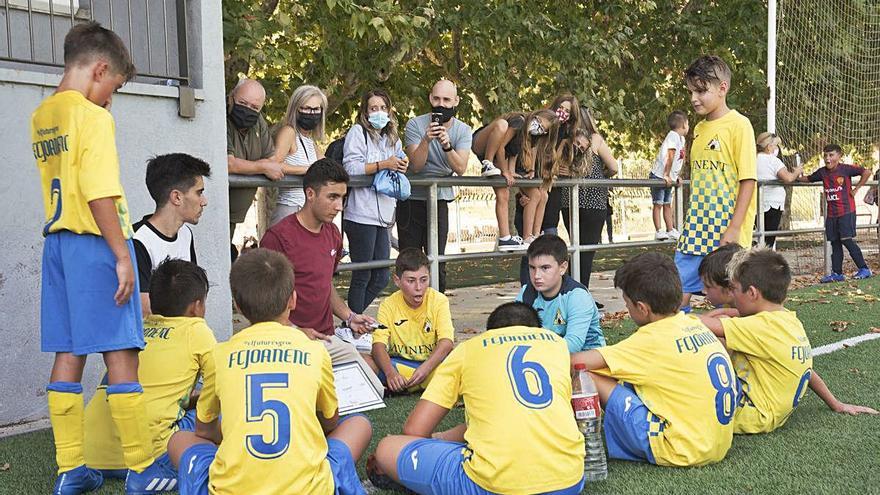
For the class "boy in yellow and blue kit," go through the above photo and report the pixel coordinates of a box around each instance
[372,301,585,495]
[32,21,169,494]
[372,248,454,393]
[83,259,217,487]
[676,55,757,313]
[699,248,878,433]
[572,253,734,466]
[168,249,373,495]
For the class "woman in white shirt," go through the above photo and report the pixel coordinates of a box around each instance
[756,132,802,248]
[270,85,327,226]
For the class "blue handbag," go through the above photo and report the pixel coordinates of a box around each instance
[372,169,411,201]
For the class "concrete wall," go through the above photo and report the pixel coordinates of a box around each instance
[0,1,230,427]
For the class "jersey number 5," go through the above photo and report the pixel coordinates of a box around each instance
[245,373,291,459]
[706,353,736,425]
[506,345,553,409]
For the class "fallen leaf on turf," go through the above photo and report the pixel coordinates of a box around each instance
[870,327,880,333]
[830,321,850,332]
[460,327,479,334]
[0,463,8,471]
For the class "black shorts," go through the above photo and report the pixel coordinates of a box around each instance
[825,212,857,241]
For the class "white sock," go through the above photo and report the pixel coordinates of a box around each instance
[499,235,511,241]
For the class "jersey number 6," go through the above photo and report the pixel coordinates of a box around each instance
[506,345,553,409]
[245,373,291,459]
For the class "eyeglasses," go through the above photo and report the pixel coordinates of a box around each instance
[299,106,322,114]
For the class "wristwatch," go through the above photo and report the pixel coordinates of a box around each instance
[442,144,453,152]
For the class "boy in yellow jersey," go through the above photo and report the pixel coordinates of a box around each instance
[371,302,585,495]
[698,248,877,434]
[571,253,734,466]
[167,249,372,495]
[83,259,217,488]
[676,55,757,314]
[31,21,169,494]
[372,248,454,392]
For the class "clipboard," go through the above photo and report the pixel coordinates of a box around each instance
[333,362,386,415]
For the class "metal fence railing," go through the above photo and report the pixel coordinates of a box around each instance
[230,174,880,290]
[1,0,188,83]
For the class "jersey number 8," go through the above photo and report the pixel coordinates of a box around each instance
[706,353,736,425]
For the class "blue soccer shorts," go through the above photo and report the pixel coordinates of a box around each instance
[674,250,705,295]
[397,439,584,495]
[178,439,363,495]
[41,231,144,355]
[603,384,657,464]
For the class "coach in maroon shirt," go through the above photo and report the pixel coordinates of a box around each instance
[261,158,384,390]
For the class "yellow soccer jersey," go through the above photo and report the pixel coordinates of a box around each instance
[84,315,216,468]
[375,289,454,361]
[677,110,757,255]
[594,313,735,466]
[421,326,584,495]
[31,90,132,237]
[197,322,338,495]
[721,310,813,434]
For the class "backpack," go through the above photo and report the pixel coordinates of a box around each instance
[325,126,368,165]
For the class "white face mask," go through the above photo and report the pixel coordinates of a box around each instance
[529,119,547,136]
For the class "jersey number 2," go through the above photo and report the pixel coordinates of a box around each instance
[245,373,291,459]
[706,353,736,425]
[506,345,553,409]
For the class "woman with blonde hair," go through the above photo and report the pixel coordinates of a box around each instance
[517,109,562,244]
[342,89,408,313]
[270,84,328,225]
[756,132,802,248]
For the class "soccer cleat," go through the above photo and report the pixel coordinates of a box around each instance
[820,273,845,283]
[666,228,681,240]
[498,236,526,252]
[655,231,669,241]
[480,160,502,177]
[124,455,178,494]
[53,465,104,495]
[853,268,872,280]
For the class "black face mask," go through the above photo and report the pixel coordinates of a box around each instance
[229,103,259,129]
[297,113,322,131]
[431,105,457,123]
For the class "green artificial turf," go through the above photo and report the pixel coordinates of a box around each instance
[2,276,878,494]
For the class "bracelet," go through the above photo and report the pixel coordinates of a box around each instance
[345,313,356,327]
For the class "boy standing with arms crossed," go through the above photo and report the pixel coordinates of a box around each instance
[798,143,872,282]
[31,22,168,494]
[676,55,757,313]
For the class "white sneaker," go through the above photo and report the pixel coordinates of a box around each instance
[655,230,669,241]
[667,228,681,240]
[523,235,537,246]
[334,327,373,353]
[480,159,502,177]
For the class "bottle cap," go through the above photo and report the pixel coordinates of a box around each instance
[574,363,587,371]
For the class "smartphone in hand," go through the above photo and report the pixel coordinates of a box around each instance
[431,112,443,125]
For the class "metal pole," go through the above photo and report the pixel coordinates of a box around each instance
[675,182,684,232]
[428,184,440,290]
[756,181,765,245]
[454,196,462,252]
[767,0,777,133]
[570,184,581,282]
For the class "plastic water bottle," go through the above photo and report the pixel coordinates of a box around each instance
[571,363,607,481]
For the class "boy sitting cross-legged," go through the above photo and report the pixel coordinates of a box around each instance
[168,249,372,495]
[371,301,586,495]
[83,259,217,488]
[372,248,454,393]
[698,248,877,432]
[571,253,735,466]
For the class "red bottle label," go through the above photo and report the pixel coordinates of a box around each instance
[572,393,601,420]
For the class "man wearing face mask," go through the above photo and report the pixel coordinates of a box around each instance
[226,79,284,240]
[402,79,473,293]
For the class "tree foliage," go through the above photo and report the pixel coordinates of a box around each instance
[222,0,771,155]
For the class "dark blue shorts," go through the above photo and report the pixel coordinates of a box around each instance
[825,212,857,241]
[41,231,144,355]
[397,439,584,495]
[649,173,673,205]
[178,439,363,495]
[603,384,657,464]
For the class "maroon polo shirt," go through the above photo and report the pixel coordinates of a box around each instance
[260,214,342,335]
